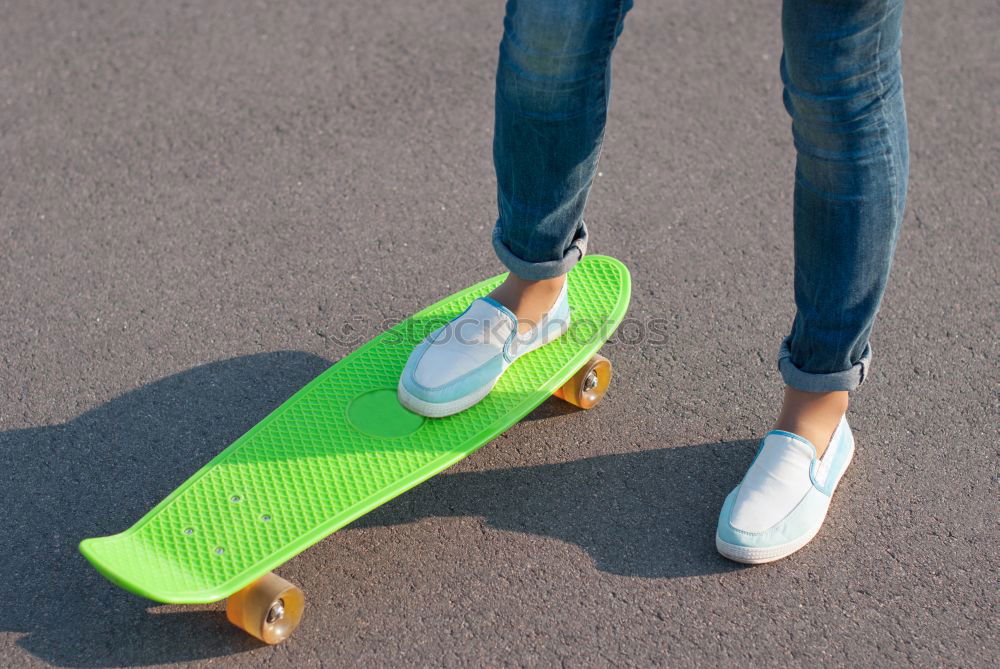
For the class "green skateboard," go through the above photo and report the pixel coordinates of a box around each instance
[80,255,631,643]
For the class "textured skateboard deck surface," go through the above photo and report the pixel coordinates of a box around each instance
[80,256,631,604]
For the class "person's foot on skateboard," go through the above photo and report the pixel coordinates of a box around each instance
[715,409,854,564]
[398,275,569,417]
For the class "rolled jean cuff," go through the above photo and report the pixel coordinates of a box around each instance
[777,336,871,392]
[491,220,588,280]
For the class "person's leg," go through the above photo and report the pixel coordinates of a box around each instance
[489,0,633,330]
[775,0,909,454]
[399,0,633,417]
[717,0,908,564]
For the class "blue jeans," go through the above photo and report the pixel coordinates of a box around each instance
[492,0,908,392]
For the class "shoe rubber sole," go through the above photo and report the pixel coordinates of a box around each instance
[715,525,825,564]
[397,376,500,418]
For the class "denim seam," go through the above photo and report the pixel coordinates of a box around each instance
[831,15,889,382]
[865,6,898,390]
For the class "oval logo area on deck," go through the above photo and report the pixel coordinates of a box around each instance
[347,388,426,438]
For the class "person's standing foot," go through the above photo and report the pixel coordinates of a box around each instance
[715,387,854,564]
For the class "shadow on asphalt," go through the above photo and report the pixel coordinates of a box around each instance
[4,352,331,667]
[352,427,753,580]
[3,352,751,667]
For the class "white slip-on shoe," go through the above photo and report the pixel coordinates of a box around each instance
[716,415,855,564]
[398,279,570,418]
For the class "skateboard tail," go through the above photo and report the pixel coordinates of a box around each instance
[79,535,233,604]
[77,436,506,604]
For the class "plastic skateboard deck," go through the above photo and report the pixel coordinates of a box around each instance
[80,255,631,609]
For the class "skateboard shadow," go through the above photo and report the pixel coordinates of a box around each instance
[2,351,332,668]
[3,351,753,667]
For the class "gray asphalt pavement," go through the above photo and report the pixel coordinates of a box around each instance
[1,1,997,667]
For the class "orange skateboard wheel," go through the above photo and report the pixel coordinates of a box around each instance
[553,354,612,409]
[226,572,304,644]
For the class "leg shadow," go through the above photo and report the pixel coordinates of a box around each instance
[351,432,759,579]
